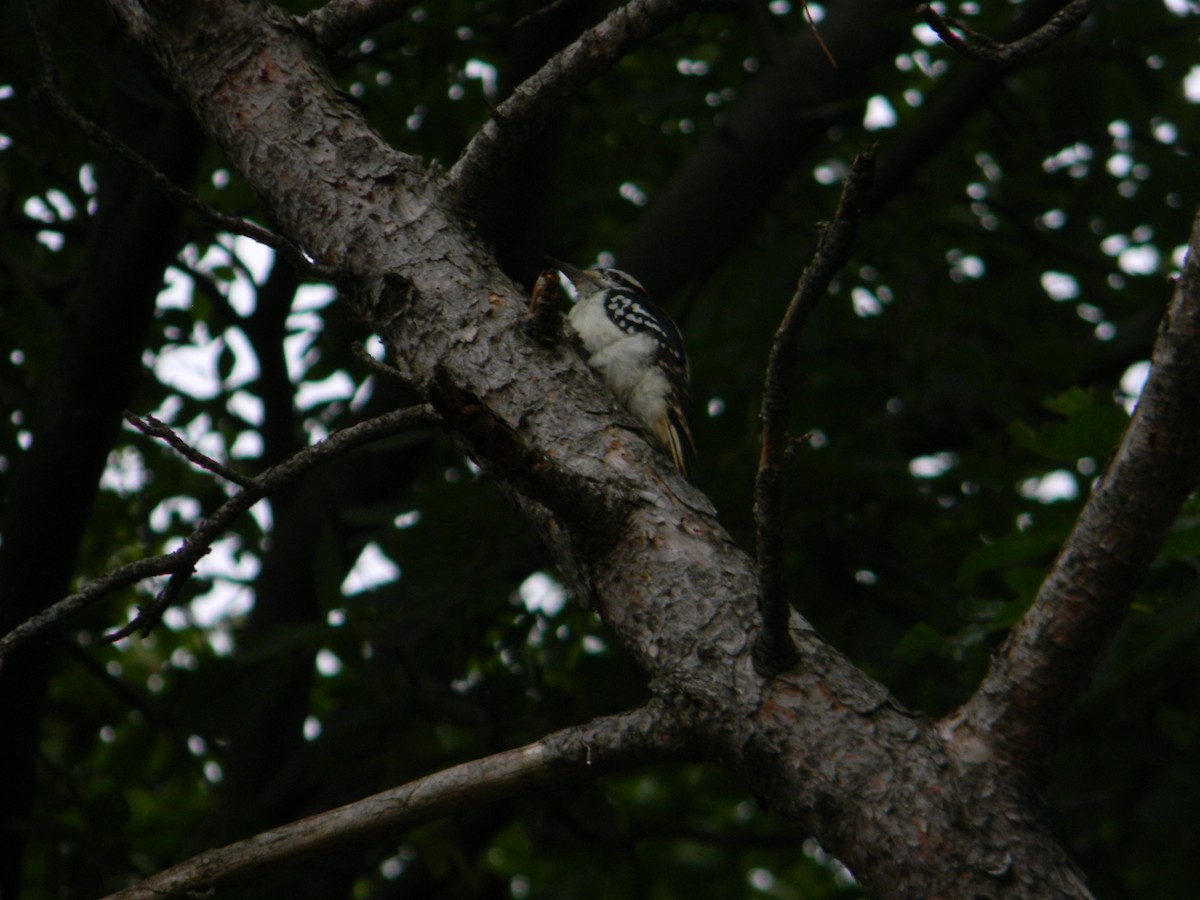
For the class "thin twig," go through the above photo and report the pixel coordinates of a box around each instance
[126,413,252,487]
[351,340,413,384]
[100,568,194,644]
[21,0,329,278]
[752,150,875,676]
[514,0,584,30]
[171,258,244,324]
[916,0,1100,66]
[0,405,439,666]
[799,0,837,69]
[446,0,693,208]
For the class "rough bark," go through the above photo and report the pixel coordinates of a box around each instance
[958,212,1200,771]
[83,1,1197,896]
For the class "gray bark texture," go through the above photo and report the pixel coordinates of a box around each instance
[97,1,1200,897]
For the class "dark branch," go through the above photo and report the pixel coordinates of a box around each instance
[916,0,1100,66]
[126,413,252,487]
[0,405,438,666]
[296,0,422,52]
[514,0,585,30]
[351,340,418,386]
[99,567,195,645]
[171,258,245,325]
[752,150,875,676]
[799,0,838,69]
[955,211,1200,770]
[446,0,693,208]
[102,703,686,899]
[21,0,328,277]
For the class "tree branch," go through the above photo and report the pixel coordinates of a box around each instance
[752,149,875,675]
[20,0,326,276]
[0,405,438,666]
[445,0,693,208]
[102,703,686,899]
[126,413,252,487]
[296,0,422,52]
[88,2,1108,892]
[916,0,1100,66]
[615,0,909,296]
[866,0,1092,214]
[954,211,1200,770]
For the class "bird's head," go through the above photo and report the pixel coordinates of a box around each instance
[548,259,647,298]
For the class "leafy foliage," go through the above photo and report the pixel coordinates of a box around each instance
[1,0,1199,897]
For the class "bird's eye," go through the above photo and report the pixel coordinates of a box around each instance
[608,270,646,293]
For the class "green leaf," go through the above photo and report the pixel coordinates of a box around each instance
[215,341,236,383]
[958,530,1062,584]
[1042,385,1095,416]
[1002,566,1045,607]
[209,265,238,284]
[893,624,946,663]
[1159,517,1200,561]
[1009,388,1128,463]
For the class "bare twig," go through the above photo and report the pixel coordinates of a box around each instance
[103,703,685,899]
[126,413,252,487]
[351,340,416,385]
[799,0,838,69]
[954,211,1200,769]
[171,258,244,324]
[0,405,439,666]
[296,0,422,52]
[514,0,585,30]
[446,0,693,208]
[100,568,194,645]
[916,0,1100,66]
[21,0,328,278]
[752,150,875,676]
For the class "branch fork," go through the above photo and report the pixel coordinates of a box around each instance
[917,0,1100,66]
[0,404,439,666]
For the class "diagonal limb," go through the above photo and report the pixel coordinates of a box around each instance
[952,212,1200,770]
[446,0,693,208]
[102,703,687,899]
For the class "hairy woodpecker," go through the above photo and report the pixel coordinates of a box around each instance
[551,260,696,479]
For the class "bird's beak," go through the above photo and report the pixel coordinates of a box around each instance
[546,258,596,287]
